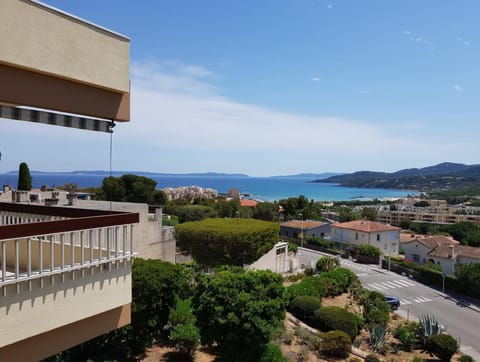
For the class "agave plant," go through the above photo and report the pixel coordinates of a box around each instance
[418,314,447,345]
[367,325,387,353]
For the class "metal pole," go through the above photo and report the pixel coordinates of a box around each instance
[299,213,304,248]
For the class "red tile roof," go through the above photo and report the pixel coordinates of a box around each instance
[281,220,329,230]
[240,199,257,207]
[331,220,400,233]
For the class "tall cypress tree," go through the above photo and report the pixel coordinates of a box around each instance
[18,162,32,191]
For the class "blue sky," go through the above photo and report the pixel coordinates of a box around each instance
[1,0,479,176]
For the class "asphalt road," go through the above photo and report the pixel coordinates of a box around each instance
[297,247,480,359]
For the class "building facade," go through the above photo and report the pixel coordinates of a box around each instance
[0,1,133,359]
[401,235,480,275]
[331,220,401,256]
[0,203,138,360]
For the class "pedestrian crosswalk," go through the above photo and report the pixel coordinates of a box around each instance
[366,279,416,291]
[340,261,369,273]
[399,296,432,305]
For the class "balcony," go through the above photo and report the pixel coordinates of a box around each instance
[0,202,139,360]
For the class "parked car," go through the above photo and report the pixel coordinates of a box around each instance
[384,295,400,310]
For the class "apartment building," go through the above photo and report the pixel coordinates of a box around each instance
[0,1,134,359]
[377,210,480,226]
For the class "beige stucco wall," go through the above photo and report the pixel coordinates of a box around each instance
[247,242,291,273]
[0,0,129,93]
[332,228,400,256]
[0,263,132,348]
[76,200,177,262]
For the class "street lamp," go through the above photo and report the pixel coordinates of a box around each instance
[299,213,304,248]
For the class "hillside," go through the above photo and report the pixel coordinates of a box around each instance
[312,162,480,191]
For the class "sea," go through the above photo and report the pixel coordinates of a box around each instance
[0,172,417,202]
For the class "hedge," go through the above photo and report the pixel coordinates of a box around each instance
[288,295,321,323]
[312,306,361,340]
[320,330,352,358]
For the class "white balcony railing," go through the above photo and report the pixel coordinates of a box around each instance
[0,203,139,295]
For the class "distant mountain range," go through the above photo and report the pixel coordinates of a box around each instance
[312,162,480,191]
[5,170,339,179]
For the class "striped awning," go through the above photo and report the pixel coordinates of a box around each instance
[0,104,115,133]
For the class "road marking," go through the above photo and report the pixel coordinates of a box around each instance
[379,282,395,289]
[341,262,369,272]
[400,299,412,305]
[394,279,415,287]
[367,283,385,291]
[385,281,404,288]
[412,296,432,303]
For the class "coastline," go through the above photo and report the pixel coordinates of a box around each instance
[0,172,417,202]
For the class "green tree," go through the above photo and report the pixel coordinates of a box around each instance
[192,269,286,362]
[17,162,32,191]
[339,208,361,222]
[45,259,191,361]
[100,176,126,201]
[414,200,430,208]
[98,174,159,203]
[455,263,480,298]
[253,201,278,221]
[361,208,378,221]
[167,204,216,223]
[153,189,167,205]
[175,218,280,266]
[167,299,200,359]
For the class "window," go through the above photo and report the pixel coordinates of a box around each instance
[413,254,420,263]
[376,234,381,241]
[355,233,358,240]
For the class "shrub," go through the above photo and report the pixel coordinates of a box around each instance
[411,356,424,362]
[364,353,380,362]
[169,323,200,357]
[286,281,320,301]
[259,343,285,362]
[360,290,390,327]
[393,322,420,351]
[319,267,357,296]
[425,334,459,362]
[285,276,326,301]
[358,244,381,256]
[320,330,352,358]
[312,306,360,340]
[288,242,298,253]
[304,267,315,276]
[459,355,475,362]
[347,358,362,362]
[288,296,321,323]
[316,256,339,273]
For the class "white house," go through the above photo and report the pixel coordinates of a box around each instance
[402,235,480,275]
[330,220,401,256]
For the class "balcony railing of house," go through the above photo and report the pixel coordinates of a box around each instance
[0,203,139,294]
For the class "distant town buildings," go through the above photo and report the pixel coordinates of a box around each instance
[163,186,218,201]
